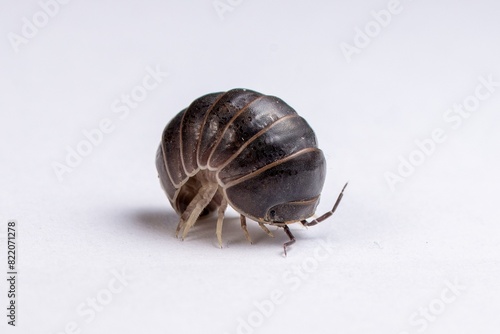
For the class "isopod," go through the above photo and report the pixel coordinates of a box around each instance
[156,88,347,254]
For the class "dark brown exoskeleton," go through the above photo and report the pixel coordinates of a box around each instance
[156,88,347,255]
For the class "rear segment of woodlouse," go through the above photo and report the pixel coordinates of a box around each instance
[156,88,346,254]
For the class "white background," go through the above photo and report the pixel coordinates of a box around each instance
[1,0,500,333]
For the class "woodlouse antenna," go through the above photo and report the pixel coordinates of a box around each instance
[283,182,347,256]
[301,182,348,227]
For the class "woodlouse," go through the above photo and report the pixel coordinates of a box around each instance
[156,88,347,254]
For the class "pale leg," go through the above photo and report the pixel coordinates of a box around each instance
[240,215,252,244]
[216,198,228,248]
[258,222,274,237]
[178,184,218,240]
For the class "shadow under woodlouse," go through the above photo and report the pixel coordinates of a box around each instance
[130,207,284,248]
[131,207,178,236]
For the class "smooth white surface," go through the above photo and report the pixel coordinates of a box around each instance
[1,1,499,333]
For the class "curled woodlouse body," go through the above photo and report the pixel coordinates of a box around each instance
[156,88,347,254]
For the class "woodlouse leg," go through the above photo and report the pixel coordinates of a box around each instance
[176,216,186,238]
[176,215,187,238]
[240,215,252,244]
[258,223,274,238]
[216,198,228,248]
[283,225,295,256]
[302,182,348,227]
[176,194,200,237]
[180,184,218,240]
[176,200,198,238]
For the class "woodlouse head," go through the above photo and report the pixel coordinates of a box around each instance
[265,196,321,223]
[225,148,327,224]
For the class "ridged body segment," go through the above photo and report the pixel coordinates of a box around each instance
[181,92,223,175]
[197,89,262,168]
